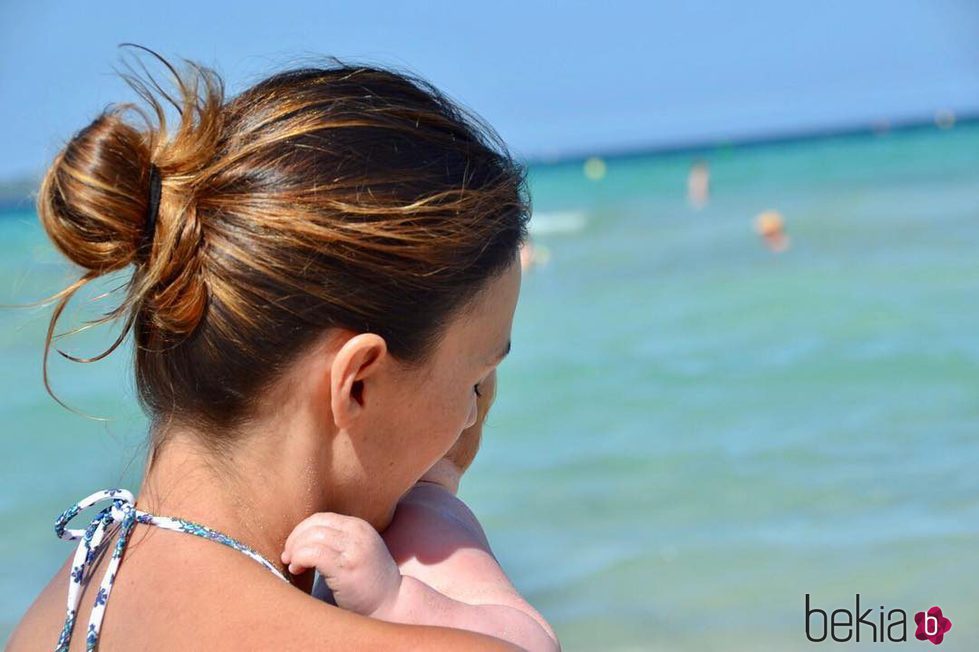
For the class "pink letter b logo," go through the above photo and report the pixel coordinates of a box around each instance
[914,606,951,645]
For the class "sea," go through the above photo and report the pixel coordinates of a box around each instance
[1,122,977,650]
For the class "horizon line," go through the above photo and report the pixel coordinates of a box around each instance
[522,111,978,167]
[1,112,975,192]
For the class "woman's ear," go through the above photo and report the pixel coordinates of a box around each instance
[330,332,388,430]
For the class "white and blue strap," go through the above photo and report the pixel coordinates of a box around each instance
[53,488,288,651]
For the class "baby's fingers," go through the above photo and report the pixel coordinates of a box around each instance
[281,524,345,566]
[285,541,343,576]
[283,512,357,559]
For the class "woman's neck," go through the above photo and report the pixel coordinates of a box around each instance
[135,425,330,593]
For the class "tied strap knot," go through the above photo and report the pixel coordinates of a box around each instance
[55,488,136,542]
[52,489,143,652]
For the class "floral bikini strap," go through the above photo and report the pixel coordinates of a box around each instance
[53,488,289,651]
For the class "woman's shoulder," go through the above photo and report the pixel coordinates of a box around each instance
[8,533,517,651]
[7,553,72,651]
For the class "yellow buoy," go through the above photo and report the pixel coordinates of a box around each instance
[583,157,607,181]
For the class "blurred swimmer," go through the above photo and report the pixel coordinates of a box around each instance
[687,159,710,209]
[754,210,790,253]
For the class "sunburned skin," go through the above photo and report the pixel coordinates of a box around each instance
[281,370,561,652]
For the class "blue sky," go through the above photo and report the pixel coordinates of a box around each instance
[1,1,977,179]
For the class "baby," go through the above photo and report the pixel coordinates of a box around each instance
[281,371,560,652]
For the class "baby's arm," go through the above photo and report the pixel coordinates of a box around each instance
[376,573,558,652]
[282,504,559,652]
[382,481,559,649]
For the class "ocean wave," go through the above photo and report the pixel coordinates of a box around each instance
[528,210,587,235]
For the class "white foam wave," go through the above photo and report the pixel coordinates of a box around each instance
[528,210,587,235]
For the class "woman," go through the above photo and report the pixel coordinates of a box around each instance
[9,48,550,650]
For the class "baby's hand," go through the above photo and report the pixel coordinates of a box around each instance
[281,512,402,618]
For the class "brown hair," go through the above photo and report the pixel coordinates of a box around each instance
[34,47,529,449]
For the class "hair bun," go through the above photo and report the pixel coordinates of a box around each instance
[38,110,154,272]
[37,50,225,351]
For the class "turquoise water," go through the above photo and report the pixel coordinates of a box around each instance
[2,124,978,650]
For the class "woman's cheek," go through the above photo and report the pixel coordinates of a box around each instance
[463,396,478,430]
[428,387,476,459]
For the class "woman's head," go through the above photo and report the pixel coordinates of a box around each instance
[36,48,529,519]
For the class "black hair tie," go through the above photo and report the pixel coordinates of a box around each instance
[139,165,162,260]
